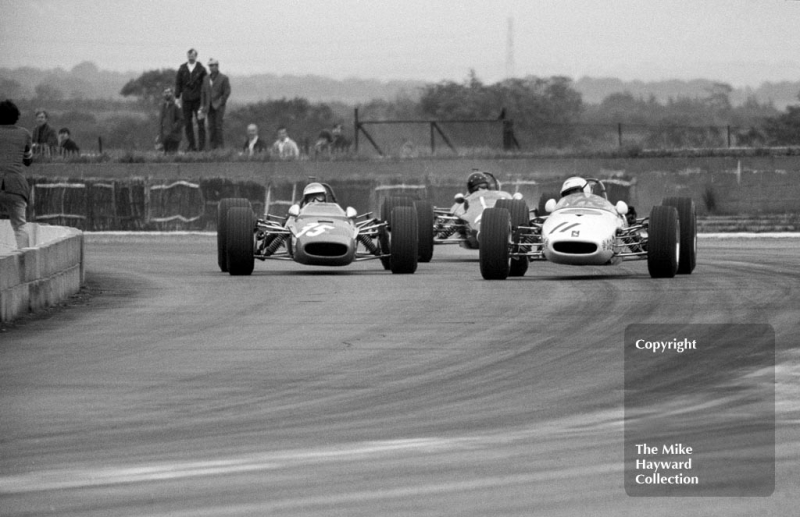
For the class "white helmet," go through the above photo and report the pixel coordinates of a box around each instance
[302,182,327,204]
[560,177,587,197]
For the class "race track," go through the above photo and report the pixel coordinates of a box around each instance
[1,235,799,516]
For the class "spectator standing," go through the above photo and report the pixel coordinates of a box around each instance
[175,48,207,151]
[0,99,34,249]
[242,124,267,156]
[331,123,351,153]
[314,128,333,157]
[201,58,231,149]
[57,127,80,155]
[158,87,184,154]
[271,126,299,160]
[31,109,57,157]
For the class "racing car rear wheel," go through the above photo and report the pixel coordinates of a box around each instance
[378,225,392,270]
[226,206,255,276]
[381,196,414,224]
[414,200,435,262]
[495,199,530,230]
[509,256,529,277]
[661,197,697,274]
[647,205,679,278]
[479,207,511,280]
[217,198,252,272]
[389,206,418,274]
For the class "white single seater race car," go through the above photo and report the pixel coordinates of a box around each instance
[217,183,419,276]
[478,178,697,280]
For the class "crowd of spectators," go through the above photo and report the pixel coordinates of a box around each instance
[8,46,353,160]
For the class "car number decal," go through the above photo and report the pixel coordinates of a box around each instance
[549,222,581,234]
[297,222,335,237]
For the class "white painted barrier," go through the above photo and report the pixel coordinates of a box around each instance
[0,220,84,323]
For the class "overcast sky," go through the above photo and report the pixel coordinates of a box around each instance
[2,0,800,86]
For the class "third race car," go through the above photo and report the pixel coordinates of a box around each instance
[405,170,527,262]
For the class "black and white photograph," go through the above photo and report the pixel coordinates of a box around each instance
[2,1,799,515]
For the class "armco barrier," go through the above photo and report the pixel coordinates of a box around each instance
[0,220,85,323]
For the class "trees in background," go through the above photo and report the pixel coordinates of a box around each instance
[4,65,798,154]
[417,71,583,148]
[761,94,800,145]
[120,69,177,106]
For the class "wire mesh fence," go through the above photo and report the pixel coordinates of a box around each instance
[355,114,766,156]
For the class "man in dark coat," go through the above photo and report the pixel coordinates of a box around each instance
[242,124,267,156]
[158,88,184,154]
[201,58,231,149]
[0,99,34,249]
[31,109,57,157]
[57,127,80,155]
[175,48,207,151]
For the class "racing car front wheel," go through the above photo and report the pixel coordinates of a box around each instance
[661,197,697,274]
[217,198,252,272]
[647,205,679,278]
[496,199,530,277]
[479,207,511,280]
[380,196,414,270]
[226,206,255,276]
[389,206,419,274]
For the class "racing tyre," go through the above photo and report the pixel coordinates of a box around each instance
[380,196,414,270]
[378,225,391,270]
[226,206,255,276]
[479,207,511,280]
[217,198,252,272]
[381,196,414,224]
[495,199,530,277]
[495,199,530,230]
[661,197,697,274]
[389,206,418,274]
[647,205,679,278]
[508,255,529,277]
[414,200,435,262]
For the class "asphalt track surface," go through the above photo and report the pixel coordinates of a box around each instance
[1,235,799,516]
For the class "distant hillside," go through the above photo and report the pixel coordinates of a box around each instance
[574,77,800,109]
[229,74,425,104]
[0,62,137,100]
[0,62,424,105]
[2,62,799,109]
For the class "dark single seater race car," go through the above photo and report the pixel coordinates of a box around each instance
[217,183,419,275]
[478,178,697,280]
[402,171,525,262]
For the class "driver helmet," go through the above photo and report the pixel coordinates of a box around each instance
[302,182,327,204]
[467,171,490,194]
[560,176,587,197]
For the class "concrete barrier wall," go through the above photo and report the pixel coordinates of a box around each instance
[0,221,85,323]
[24,156,800,230]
